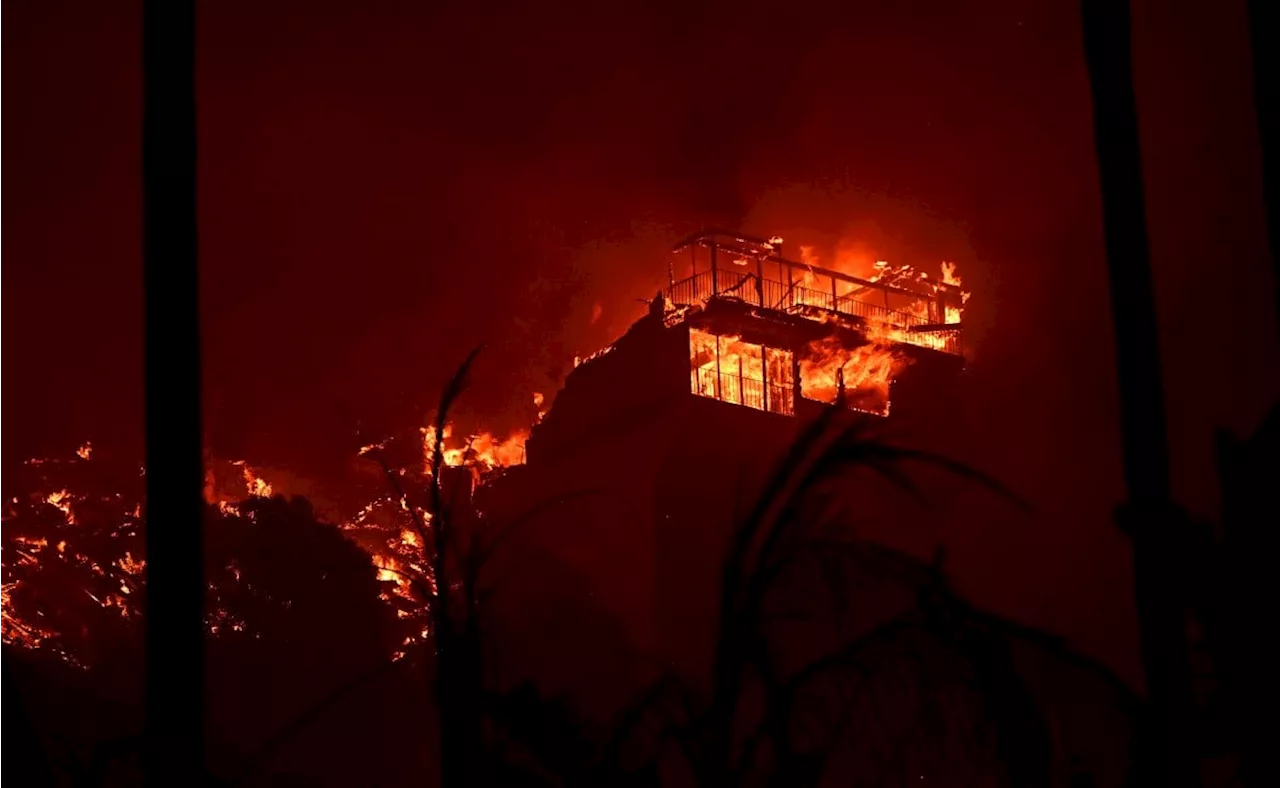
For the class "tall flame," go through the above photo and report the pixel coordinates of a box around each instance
[420,424,527,473]
[786,243,970,331]
[798,322,906,416]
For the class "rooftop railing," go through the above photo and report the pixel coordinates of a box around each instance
[667,269,963,355]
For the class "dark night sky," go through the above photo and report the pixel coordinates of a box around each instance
[4,0,1278,686]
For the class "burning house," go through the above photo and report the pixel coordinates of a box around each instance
[665,230,966,419]
[465,233,1135,783]
[476,232,971,685]
[536,230,967,447]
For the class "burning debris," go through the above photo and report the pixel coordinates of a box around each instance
[2,415,533,666]
[1,447,145,666]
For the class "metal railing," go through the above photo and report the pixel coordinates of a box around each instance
[668,271,962,355]
[905,329,963,355]
[666,271,717,307]
[691,367,795,417]
[835,294,926,327]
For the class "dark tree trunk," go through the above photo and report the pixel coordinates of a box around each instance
[1079,2,1200,785]
[142,0,205,785]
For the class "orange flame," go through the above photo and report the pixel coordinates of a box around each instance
[798,323,907,416]
[420,424,527,473]
[939,261,970,324]
[689,329,794,414]
[45,489,75,524]
[787,241,970,333]
[234,462,273,498]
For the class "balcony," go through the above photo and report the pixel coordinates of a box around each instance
[689,328,796,417]
[691,366,795,417]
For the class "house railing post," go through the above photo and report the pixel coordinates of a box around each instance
[710,244,719,295]
[714,334,722,400]
[761,344,769,413]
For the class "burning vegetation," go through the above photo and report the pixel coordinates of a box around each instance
[2,421,531,667]
[2,447,146,666]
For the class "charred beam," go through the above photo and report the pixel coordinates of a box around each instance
[677,238,946,302]
[671,229,781,255]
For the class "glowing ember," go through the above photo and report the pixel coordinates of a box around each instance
[1,441,147,663]
[574,344,614,368]
[44,490,75,524]
[116,552,145,576]
[1,581,59,651]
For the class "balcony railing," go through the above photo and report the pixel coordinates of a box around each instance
[668,270,962,355]
[692,367,795,417]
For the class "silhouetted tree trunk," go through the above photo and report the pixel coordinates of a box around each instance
[142,1,205,785]
[1079,2,1199,786]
